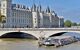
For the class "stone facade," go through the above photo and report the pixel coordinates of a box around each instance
[0,0,64,28]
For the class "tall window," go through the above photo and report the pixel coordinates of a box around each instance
[3,9,5,14]
[3,4,5,7]
[35,21,36,23]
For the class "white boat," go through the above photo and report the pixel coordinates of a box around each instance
[41,36,78,47]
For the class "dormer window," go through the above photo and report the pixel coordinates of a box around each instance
[17,5,20,8]
[23,6,26,9]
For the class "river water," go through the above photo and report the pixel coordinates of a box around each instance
[0,32,80,50]
[0,38,80,50]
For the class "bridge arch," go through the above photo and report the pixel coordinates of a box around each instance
[48,31,80,38]
[49,32,67,37]
[0,32,38,40]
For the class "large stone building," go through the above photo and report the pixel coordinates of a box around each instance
[0,0,64,28]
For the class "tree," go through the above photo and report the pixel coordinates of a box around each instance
[64,20,72,27]
[0,16,2,22]
[78,23,80,26]
[0,15,6,28]
[0,13,2,22]
[0,15,6,23]
[72,22,77,26]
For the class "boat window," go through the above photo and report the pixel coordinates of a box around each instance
[53,39,59,42]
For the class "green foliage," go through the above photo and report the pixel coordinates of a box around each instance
[64,20,72,27]
[0,16,2,22]
[0,15,6,23]
[72,22,77,26]
[1,15,5,17]
[78,23,80,26]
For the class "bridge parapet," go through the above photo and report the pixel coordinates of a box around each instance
[0,28,80,31]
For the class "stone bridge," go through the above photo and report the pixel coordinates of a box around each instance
[0,28,80,39]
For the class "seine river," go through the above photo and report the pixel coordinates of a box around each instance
[0,32,80,50]
[0,38,80,50]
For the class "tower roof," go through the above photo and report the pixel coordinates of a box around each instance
[32,4,36,11]
[46,6,50,13]
[37,5,42,12]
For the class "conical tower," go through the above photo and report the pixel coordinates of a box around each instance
[46,6,51,13]
[1,0,12,17]
[1,0,12,27]
[38,5,42,12]
[32,4,36,12]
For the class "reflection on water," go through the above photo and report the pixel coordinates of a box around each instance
[0,32,80,50]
